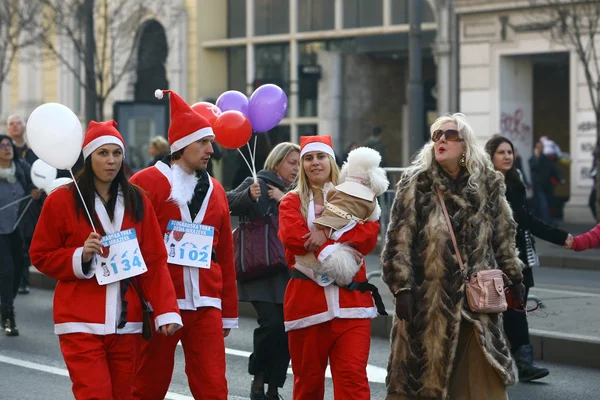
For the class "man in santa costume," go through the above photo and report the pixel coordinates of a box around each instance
[30,120,181,400]
[130,89,238,400]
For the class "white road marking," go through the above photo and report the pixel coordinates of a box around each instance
[0,355,246,400]
[530,287,600,298]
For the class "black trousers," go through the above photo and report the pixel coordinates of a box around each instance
[503,285,531,353]
[0,231,24,310]
[249,301,290,388]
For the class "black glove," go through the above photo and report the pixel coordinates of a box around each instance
[395,291,414,323]
[509,279,526,305]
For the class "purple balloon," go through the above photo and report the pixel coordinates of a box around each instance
[248,84,288,133]
[216,90,249,115]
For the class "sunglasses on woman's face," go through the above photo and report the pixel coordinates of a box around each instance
[432,129,463,142]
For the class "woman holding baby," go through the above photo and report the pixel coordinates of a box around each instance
[278,135,381,399]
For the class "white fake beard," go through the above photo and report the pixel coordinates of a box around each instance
[169,164,198,207]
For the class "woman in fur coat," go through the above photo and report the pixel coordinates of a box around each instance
[381,113,525,400]
[486,135,570,383]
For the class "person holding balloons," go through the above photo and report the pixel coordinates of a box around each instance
[29,120,182,400]
[130,89,238,400]
[0,134,40,336]
[278,135,380,399]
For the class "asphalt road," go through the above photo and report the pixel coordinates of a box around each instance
[1,288,600,399]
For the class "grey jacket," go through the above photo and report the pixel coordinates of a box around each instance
[227,170,290,303]
[0,158,34,236]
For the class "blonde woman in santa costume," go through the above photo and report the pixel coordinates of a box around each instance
[130,89,238,400]
[29,120,182,400]
[278,135,381,399]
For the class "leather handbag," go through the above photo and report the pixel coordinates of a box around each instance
[233,201,287,282]
[437,189,510,313]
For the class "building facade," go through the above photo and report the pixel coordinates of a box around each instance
[455,0,599,220]
[2,0,460,189]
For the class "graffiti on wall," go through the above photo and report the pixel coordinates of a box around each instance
[500,108,531,143]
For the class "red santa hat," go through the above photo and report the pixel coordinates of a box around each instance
[82,120,125,160]
[300,135,336,160]
[155,89,215,153]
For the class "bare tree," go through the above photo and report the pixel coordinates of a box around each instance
[0,1,46,114]
[530,0,600,218]
[37,0,170,122]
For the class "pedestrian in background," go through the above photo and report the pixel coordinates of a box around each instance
[382,113,524,399]
[363,126,387,167]
[6,115,42,294]
[279,135,381,399]
[227,142,300,400]
[30,121,181,399]
[146,135,169,167]
[486,135,570,382]
[0,134,40,336]
[529,140,564,224]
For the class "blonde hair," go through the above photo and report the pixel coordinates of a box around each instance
[149,136,169,155]
[291,153,339,219]
[263,142,300,173]
[400,113,494,193]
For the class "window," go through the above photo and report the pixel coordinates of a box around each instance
[391,0,436,25]
[254,43,290,118]
[298,42,325,117]
[343,0,383,28]
[298,0,335,32]
[228,0,246,38]
[254,0,289,36]
[227,47,247,94]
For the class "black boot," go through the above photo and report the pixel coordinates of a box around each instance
[2,307,19,337]
[514,344,548,382]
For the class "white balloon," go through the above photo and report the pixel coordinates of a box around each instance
[30,159,58,191]
[26,103,83,170]
[45,177,73,194]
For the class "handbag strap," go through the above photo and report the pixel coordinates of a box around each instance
[436,188,465,273]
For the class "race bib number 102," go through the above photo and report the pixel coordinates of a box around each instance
[165,220,214,268]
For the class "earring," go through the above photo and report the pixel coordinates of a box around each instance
[459,153,466,167]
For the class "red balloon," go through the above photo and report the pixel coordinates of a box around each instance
[213,110,252,149]
[191,102,222,126]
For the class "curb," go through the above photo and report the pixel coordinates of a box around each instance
[539,255,600,271]
[29,268,600,369]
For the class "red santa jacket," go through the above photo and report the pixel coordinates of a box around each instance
[30,185,181,336]
[278,191,380,331]
[130,161,238,329]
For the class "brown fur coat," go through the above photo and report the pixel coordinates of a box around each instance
[381,163,523,399]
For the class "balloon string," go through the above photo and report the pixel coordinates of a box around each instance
[237,148,257,182]
[0,194,32,212]
[69,169,97,234]
[252,135,258,178]
[246,138,257,181]
[12,198,34,231]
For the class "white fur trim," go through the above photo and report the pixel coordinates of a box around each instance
[72,247,94,279]
[222,318,239,329]
[169,164,198,207]
[170,127,215,153]
[367,201,381,222]
[300,142,335,160]
[154,312,183,332]
[82,136,125,160]
[330,220,357,241]
[155,89,164,100]
[177,296,221,311]
[317,244,362,287]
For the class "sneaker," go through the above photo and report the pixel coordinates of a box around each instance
[18,285,29,295]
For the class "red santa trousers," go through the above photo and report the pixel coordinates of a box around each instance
[132,307,227,400]
[59,333,141,400]
[287,318,371,400]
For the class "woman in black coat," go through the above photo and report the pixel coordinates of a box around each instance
[485,135,571,382]
[0,134,39,336]
[227,142,300,400]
